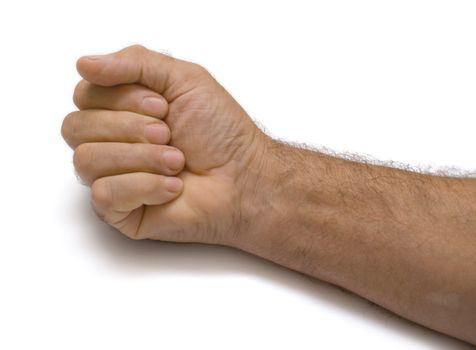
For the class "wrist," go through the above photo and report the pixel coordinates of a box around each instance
[232,136,329,277]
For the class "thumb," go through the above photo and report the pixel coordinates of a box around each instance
[76,45,190,98]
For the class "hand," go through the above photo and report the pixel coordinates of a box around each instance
[61,46,476,346]
[61,81,189,234]
[64,45,268,244]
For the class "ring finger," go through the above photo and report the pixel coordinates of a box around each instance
[74,142,185,185]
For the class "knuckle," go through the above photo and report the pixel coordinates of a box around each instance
[189,62,209,76]
[124,44,148,55]
[91,179,113,208]
[61,112,77,145]
[73,143,93,174]
[72,80,87,108]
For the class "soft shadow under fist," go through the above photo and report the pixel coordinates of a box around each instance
[67,45,268,245]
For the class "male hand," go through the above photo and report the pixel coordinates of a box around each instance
[62,45,267,244]
[62,45,476,345]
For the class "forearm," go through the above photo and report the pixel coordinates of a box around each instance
[236,135,476,344]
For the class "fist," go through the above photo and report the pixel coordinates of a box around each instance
[62,45,268,246]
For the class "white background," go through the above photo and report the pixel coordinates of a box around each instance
[0,0,475,349]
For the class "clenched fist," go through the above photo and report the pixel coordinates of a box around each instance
[61,45,476,346]
[62,45,268,245]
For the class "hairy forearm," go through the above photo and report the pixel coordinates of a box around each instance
[236,135,476,344]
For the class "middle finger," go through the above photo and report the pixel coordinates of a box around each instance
[61,109,171,149]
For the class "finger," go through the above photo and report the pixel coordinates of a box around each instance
[73,80,168,119]
[61,109,170,149]
[76,44,203,100]
[74,143,185,185]
[91,173,183,235]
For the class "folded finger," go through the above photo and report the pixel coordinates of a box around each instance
[91,173,183,234]
[61,109,170,149]
[74,143,185,184]
[74,80,168,118]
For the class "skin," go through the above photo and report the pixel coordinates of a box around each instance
[61,45,476,345]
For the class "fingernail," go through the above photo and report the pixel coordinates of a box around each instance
[164,177,183,193]
[163,150,184,171]
[142,96,166,117]
[144,123,170,144]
